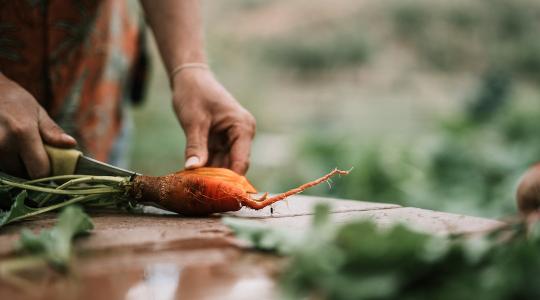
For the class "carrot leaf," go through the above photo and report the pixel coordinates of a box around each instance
[223,217,302,254]
[0,191,36,227]
[17,205,93,269]
[227,204,540,300]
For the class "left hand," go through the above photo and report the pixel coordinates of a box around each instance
[172,68,256,175]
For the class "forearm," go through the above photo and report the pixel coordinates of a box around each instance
[140,0,207,73]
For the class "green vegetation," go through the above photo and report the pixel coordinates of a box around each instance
[0,173,133,227]
[293,85,540,217]
[0,206,93,275]
[264,31,370,74]
[227,204,540,300]
[390,0,540,74]
[131,0,540,218]
[17,206,93,269]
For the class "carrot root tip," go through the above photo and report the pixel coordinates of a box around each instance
[241,168,350,210]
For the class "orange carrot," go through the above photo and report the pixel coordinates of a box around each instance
[129,167,349,216]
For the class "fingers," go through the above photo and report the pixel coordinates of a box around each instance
[13,123,50,179]
[209,151,228,168]
[0,121,49,179]
[0,154,26,178]
[0,77,71,178]
[184,126,209,169]
[0,130,26,177]
[38,110,77,148]
[0,111,73,179]
[229,131,253,175]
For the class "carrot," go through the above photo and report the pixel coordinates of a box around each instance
[129,167,349,216]
[0,167,349,224]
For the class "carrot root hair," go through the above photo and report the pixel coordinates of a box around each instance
[241,168,349,210]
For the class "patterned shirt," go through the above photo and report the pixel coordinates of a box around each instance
[0,0,142,162]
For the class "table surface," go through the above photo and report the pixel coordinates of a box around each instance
[0,195,503,300]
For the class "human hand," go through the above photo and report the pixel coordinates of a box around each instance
[0,74,77,178]
[172,68,256,175]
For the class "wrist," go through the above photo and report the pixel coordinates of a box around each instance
[170,63,212,88]
[167,48,207,72]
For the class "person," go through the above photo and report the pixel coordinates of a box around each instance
[0,0,255,179]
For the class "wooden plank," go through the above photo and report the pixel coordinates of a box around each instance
[246,207,503,235]
[225,194,400,218]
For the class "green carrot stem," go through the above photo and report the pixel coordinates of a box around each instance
[57,176,128,186]
[9,194,104,223]
[37,176,128,206]
[0,179,121,195]
[23,175,89,184]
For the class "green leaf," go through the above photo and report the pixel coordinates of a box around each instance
[227,203,540,299]
[0,191,36,227]
[312,203,331,228]
[17,205,94,269]
[223,217,302,254]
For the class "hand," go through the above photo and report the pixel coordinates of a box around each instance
[0,74,77,178]
[172,68,256,175]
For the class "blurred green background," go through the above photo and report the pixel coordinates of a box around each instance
[129,0,540,218]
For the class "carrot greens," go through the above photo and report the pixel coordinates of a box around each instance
[0,206,93,277]
[226,205,540,300]
[0,172,133,227]
[17,206,93,269]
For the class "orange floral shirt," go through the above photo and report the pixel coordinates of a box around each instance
[0,0,142,162]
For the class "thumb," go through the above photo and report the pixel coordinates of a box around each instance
[184,126,208,169]
[38,110,77,148]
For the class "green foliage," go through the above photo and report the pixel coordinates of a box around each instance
[223,217,302,254]
[389,0,540,76]
[228,204,540,300]
[235,0,269,9]
[392,2,431,36]
[406,95,540,216]
[17,206,93,269]
[0,191,37,227]
[296,141,410,205]
[513,39,540,81]
[0,175,131,272]
[290,75,540,217]
[0,174,130,227]
[466,70,511,122]
[264,31,370,74]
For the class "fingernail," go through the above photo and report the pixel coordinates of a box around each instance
[62,133,76,144]
[185,156,200,169]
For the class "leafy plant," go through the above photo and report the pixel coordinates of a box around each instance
[17,205,93,269]
[388,0,540,77]
[227,204,540,300]
[264,31,370,74]
[0,206,93,278]
[287,81,540,217]
[0,173,133,228]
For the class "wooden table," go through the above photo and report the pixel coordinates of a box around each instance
[0,195,502,300]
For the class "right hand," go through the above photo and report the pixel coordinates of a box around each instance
[0,74,77,178]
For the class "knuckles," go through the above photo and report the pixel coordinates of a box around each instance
[4,119,35,139]
[229,110,256,136]
[241,110,256,128]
